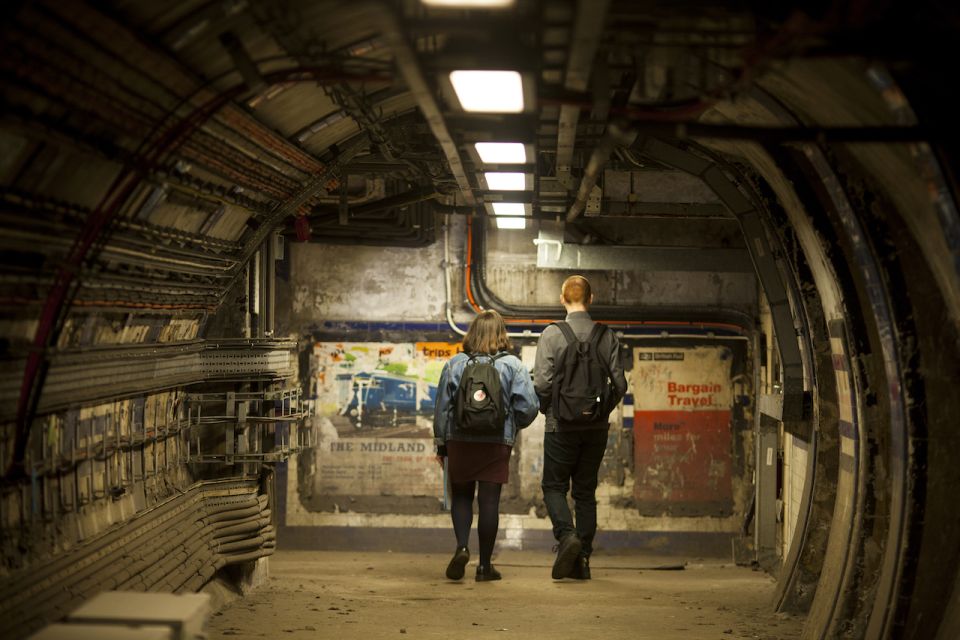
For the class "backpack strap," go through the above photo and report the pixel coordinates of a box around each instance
[554,321,578,346]
[468,352,507,362]
[587,322,613,377]
[587,322,607,346]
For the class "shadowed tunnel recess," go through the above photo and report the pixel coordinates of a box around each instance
[1,1,959,639]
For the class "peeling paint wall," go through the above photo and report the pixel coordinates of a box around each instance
[277,223,756,542]
[285,335,752,544]
[281,242,446,330]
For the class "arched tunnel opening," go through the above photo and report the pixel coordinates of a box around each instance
[1,1,959,638]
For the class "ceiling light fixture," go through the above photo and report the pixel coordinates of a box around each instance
[422,0,515,7]
[492,202,526,229]
[450,70,524,113]
[484,172,526,190]
[495,216,526,229]
[475,142,526,164]
[492,202,525,216]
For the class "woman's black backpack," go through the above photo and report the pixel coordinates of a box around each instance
[455,353,507,434]
[551,322,614,428]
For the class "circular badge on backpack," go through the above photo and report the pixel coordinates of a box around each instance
[473,389,487,402]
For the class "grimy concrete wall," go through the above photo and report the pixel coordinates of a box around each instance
[277,221,757,553]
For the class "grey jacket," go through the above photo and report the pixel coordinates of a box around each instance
[433,351,539,447]
[533,311,628,431]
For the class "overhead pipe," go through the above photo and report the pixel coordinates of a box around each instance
[368,3,476,206]
[443,215,750,339]
[555,0,611,190]
[566,121,638,222]
[466,216,754,332]
[340,186,441,218]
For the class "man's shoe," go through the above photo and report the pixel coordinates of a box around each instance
[475,564,502,582]
[568,554,591,580]
[551,533,582,579]
[445,546,470,580]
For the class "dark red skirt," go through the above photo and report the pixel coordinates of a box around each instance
[446,441,511,484]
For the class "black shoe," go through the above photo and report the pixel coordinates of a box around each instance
[552,533,583,579]
[568,554,591,580]
[445,546,470,580]
[475,564,502,582]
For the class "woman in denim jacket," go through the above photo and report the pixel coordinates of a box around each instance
[433,310,539,582]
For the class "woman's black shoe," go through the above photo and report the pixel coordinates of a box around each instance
[445,546,470,580]
[475,564,502,582]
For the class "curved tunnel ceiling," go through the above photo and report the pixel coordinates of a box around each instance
[2,1,960,639]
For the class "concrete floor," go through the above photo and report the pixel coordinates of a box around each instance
[207,550,804,639]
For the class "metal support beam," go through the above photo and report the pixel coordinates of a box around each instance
[567,122,637,221]
[371,5,475,205]
[219,31,266,94]
[636,137,806,420]
[556,0,610,190]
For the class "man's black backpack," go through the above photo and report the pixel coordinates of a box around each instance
[455,353,507,434]
[551,322,615,428]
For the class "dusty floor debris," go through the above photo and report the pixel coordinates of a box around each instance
[207,550,803,639]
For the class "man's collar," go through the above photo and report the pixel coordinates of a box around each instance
[565,310,591,320]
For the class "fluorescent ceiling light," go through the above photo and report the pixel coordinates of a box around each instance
[422,0,515,7]
[484,172,526,190]
[450,70,523,113]
[492,202,525,217]
[491,202,526,229]
[495,216,526,229]
[475,142,526,164]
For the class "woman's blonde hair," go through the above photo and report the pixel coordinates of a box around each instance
[462,310,512,355]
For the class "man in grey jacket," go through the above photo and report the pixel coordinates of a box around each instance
[533,275,627,580]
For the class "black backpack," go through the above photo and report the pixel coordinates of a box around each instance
[551,322,614,428]
[455,353,507,434]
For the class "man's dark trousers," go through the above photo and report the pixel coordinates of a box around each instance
[541,428,608,556]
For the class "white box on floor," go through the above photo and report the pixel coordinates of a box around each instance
[66,592,210,640]
[28,623,173,640]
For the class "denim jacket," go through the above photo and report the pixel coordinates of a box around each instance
[433,351,539,447]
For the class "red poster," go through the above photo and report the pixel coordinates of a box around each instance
[632,348,734,516]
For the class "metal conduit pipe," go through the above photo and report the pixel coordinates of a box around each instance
[9,501,208,631]
[0,489,207,604]
[441,215,753,339]
[566,122,639,223]
[443,214,467,337]
[141,504,272,587]
[110,504,237,590]
[216,535,274,554]
[147,532,215,591]
[469,217,756,330]
[0,483,270,636]
[216,529,273,546]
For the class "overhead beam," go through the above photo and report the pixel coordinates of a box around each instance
[555,0,610,189]
[567,121,637,221]
[371,5,476,205]
[635,136,806,421]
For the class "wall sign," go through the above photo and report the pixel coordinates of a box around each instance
[310,341,459,500]
[632,346,734,516]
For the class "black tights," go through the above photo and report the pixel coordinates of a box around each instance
[451,480,502,568]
